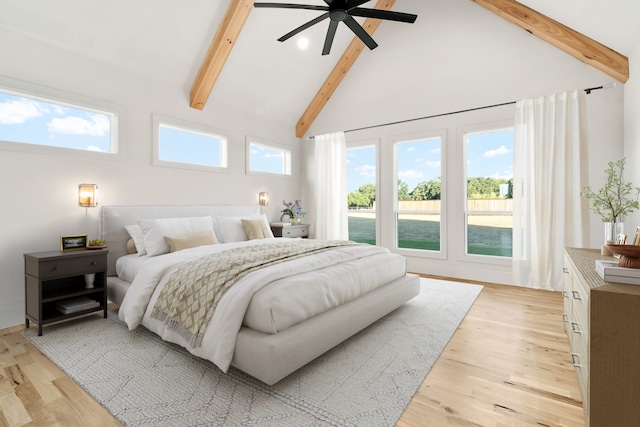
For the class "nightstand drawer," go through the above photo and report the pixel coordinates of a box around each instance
[33,254,106,279]
[280,225,309,238]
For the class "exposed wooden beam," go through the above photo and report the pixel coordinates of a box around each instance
[295,0,395,138]
[471,0,629,83]
[190,0,255,110]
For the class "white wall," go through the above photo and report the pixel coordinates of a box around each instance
[0,34,302,329]
[624,42,640,235]
[303,84,624,285]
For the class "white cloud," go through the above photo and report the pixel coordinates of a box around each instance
[265,152,284,159]
[398,170,423,181]
[47,114,109,136]
[483,145,511,158]
[407,147,414,152]
[86,145,104,152]
[0,98,48,124]
[431,147,441,153]
[426,161,441,168]
[355,164,375,178]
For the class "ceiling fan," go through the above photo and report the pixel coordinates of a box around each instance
[253,0,417,55]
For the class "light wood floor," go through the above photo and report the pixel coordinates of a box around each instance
[0,281,584,427]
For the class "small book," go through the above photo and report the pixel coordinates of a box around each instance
[270,222,291,227]
[56,297,99,310]
[595,260,640,285]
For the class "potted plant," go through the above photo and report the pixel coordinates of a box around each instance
[280,200,307,225]
[87,239,107,249]
[581,157,640,244]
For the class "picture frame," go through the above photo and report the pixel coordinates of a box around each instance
[616,233,627,245]
[60,234,87,251]
[633,226,640,246]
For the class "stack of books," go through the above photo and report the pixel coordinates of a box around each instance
[56,297,100,314]
[595,260,640,285]
[270,222,291,227]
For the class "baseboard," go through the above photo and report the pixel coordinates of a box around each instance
[0,298,23,333]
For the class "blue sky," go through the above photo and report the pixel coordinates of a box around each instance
[347,130,514,193]
[0,93,111,152]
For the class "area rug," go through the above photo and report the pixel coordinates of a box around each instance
[24,278,482,427]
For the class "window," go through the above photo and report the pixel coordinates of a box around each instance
[247,138,291,176]
[0,89,115,153]
[347,142,377,244]
[464,128,514,257]
[153,115,227,171]
[395,136,443,252]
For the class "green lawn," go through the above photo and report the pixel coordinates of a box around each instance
[348,216,512,257]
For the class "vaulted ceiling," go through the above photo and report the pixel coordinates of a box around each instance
[190,0,630,137]
[2,0,639,138]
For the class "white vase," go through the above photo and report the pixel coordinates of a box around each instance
[604,222,624,244]
[84,273,95,289]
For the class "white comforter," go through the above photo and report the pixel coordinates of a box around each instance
[118,238,398,372]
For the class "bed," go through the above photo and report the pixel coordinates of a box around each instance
[100,204,420,385]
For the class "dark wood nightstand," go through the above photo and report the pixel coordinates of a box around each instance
[270,223,309,238]
[24,249,108,336]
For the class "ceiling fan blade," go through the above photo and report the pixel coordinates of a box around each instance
[277,12,330,42]
[343,16,378,50]
[350,8,417,23]
[254,3,328,12]
[322,20,339,55]
[346,0,371,10]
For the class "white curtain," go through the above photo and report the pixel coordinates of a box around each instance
[512,90,590,290]
[314,132,348,240]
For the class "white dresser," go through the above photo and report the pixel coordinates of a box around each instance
[563,248,640,427]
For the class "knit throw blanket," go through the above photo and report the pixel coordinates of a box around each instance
[150,239,360,346]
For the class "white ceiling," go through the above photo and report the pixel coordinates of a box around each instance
[1,0,639,137]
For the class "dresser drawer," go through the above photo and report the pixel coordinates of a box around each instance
[35,254,106,279]
[281,225,308,238]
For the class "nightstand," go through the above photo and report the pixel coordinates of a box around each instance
[270,223,309,238]
[24,249,108,336]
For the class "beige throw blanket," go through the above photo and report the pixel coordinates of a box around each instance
[150,239,360,346]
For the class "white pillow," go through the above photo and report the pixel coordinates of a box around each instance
[213,214,269,243]
[124,224,147,256]
[138,216,215,257]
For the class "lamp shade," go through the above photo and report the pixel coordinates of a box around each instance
[78,183,98,207]
[259,191,269,206]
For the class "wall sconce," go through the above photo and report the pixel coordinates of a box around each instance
[78,183,98,207]
[258,191,269,206]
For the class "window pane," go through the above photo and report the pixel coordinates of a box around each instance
[465,129,514,257]
[249,142,291,175]
[159,124,225,168]
[347,145,376,244]
[396,138,441,251]
[0,91,113,153]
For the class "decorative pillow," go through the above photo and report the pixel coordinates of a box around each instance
[138,216,215,257]
[124,224,147,256]
[242,218,275,240]
[164,231,217,253]
[213,214,268,243]
[126,238,137,254]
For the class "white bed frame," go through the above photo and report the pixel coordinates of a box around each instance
[100,205,420,385]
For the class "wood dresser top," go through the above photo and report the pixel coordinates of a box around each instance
[566,247,640,295]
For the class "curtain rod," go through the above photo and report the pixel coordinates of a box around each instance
[306,84,613,139]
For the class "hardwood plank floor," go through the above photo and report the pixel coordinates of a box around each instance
[0,281,584,426]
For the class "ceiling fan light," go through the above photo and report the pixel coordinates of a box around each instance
[297,36,309,50]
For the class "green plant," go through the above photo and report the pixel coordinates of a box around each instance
[581,157,640,222]
[88,239,106,246]
[280,200,307,221]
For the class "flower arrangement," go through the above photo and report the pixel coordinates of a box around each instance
[280,200,307,223]
[581,157,640,223]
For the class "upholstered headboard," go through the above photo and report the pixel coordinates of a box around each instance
[99,205,261,276]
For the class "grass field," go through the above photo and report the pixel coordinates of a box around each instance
[348,216,513,257]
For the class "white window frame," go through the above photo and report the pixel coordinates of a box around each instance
[245,136,292,178]
[460,121,514,266]
[346,137,381,246]
[392,129,447,260]
[0,76,123,160]
[152,114,229,173]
